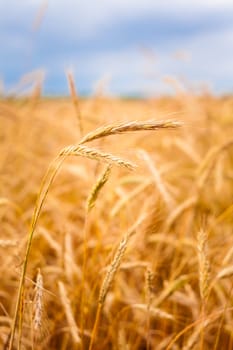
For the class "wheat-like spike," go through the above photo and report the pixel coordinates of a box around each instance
[197,229,210,302]
[58,281,81,345]
[87,164,111,212]
[164,196,198,231]
[98,215,146,306]
[59,144,136,170]
[79,119,183,144]
[145,266,154,306]
[154,275,189,307]
[33,269,43,333]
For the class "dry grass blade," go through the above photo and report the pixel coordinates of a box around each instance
[217,266,233,280]
[139,150,174,208]
[111,179,151,217]
[59,144,136,170]
[148,234,196,250]
[164,196,198,231]
[132,304,174,321]
[155,275,189,307]
[197,139,233,189]
[58,281,81,345]
[79,119,182,144]
[183,319,212,350]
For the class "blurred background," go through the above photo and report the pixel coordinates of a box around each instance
[0,0,233,97]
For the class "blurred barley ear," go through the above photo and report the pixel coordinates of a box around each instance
[31,268,44,346]
[33,269,43,332]
[58,281,81,345]
[145,266,154,350]
[197,228,210,303]
[67,71,83,136]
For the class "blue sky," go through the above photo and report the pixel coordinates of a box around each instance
[0,0,233,96]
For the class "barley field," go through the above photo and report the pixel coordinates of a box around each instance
[0,92,233,349]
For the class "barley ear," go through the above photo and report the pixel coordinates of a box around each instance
[33,269,44,334]
[87,164,111,212]
[197,228,210,303]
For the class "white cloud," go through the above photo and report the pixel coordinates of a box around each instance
[43,0,233,39]
[0,0,232,94]
[55,24,233,95]
[1,0,232,38]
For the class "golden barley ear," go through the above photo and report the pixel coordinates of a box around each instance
[79,119,183,144]
[59,144,136,170]
[87,164,111,212]
[197,228,210,303]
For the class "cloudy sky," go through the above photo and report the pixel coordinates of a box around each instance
[0,0,233,96]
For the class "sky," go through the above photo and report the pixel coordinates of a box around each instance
[0,0,233,96]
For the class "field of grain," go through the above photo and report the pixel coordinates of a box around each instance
[0,93,233,349]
